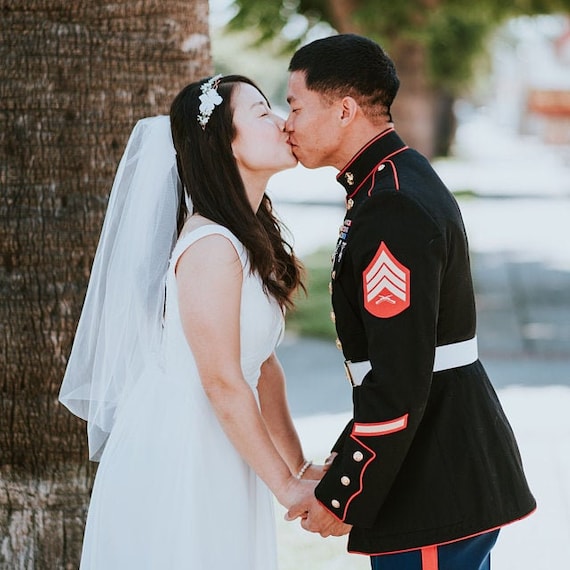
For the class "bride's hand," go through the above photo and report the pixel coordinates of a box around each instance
[323,452,338,472]
[280,478,317,520]
[303,463,327,480]
[302,452,338,480]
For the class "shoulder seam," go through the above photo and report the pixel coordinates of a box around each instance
[171,226,247,275]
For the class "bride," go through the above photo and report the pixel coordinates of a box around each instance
[59,74,324,569]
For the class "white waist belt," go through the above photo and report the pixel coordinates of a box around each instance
[344,336,478,387]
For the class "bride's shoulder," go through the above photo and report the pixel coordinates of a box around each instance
[178,214,215,238]
[178,215,242,249]
[173,216,245,273]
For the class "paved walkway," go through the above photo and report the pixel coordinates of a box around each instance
[269,114,570,569]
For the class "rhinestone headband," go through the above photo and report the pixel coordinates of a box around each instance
[197,74,223,129]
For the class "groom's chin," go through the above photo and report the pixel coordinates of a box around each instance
[298,159,320,170]
[290,147,320,170]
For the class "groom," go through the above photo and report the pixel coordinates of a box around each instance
[284,34,535,569]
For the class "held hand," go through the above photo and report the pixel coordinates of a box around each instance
[323,452,338,472]
[304,463,327,481]
[300,499,352,538]
[299,452,337,481]
[280,478,318,520]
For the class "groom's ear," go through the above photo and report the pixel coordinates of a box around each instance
[339,96,359,126]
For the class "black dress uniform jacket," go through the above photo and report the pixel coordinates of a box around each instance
[315,128,536,555]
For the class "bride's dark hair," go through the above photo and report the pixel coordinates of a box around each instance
[170,75,304,309]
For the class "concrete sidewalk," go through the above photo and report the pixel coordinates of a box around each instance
[270,114,570,569]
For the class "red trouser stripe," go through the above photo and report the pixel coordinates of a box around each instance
[421,545,438,570]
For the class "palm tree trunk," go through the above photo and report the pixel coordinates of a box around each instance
[389,37,440,158]
[324,0,452,157]
[0,1,211,567]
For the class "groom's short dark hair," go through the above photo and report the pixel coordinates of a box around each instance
[289,34,400,121]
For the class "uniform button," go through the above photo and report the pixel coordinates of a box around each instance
[335,338,343,351]
[331,270,336,280]
[353,451,364,462]
[330,311,336,323]
[347,198,354,210]
[341,476,351,486]
[345,171,354,186]
[377,163,386,171]
[328,281,333,294]
[331,499,341,509]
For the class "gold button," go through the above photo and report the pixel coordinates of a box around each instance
[331,270,336,279]
[345,172,354,186]
[330,311,336,323]
[335,338,343,351]
[328,281,333,294]
[353,451,364,462]
[341,476,351,486]
[331,499,341,509]
[347,198,354,210]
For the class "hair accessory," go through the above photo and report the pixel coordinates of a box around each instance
[197,74,223,129]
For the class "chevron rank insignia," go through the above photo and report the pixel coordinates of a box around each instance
[363,242,410,318]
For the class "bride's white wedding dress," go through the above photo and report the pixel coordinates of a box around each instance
[79,224,283,569]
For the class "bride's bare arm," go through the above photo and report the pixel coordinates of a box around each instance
[176,235,314,508]
[258,353,327,481]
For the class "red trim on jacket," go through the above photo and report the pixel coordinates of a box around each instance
[352,414,409,437]
[347,145,409,199]
[365,148,408,196]
[341,435,377,521]
[338,128,396,180]
[347,507,537,557]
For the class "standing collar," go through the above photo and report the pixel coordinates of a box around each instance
[336,128,408,196]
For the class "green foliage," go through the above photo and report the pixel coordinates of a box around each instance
[211,27,292,102]
[227,0,295,45]
[227,0,570,92]
[351,0,425,42]
[424,5,493,91]
[286,248,337,340]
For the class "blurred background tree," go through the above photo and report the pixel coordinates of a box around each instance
[0,1,210,567]
[225,0,570,157]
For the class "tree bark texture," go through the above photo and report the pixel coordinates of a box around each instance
[0,1,211,567]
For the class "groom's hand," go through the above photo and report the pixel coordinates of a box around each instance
[286,495,352,538]
[300,499,352,537]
